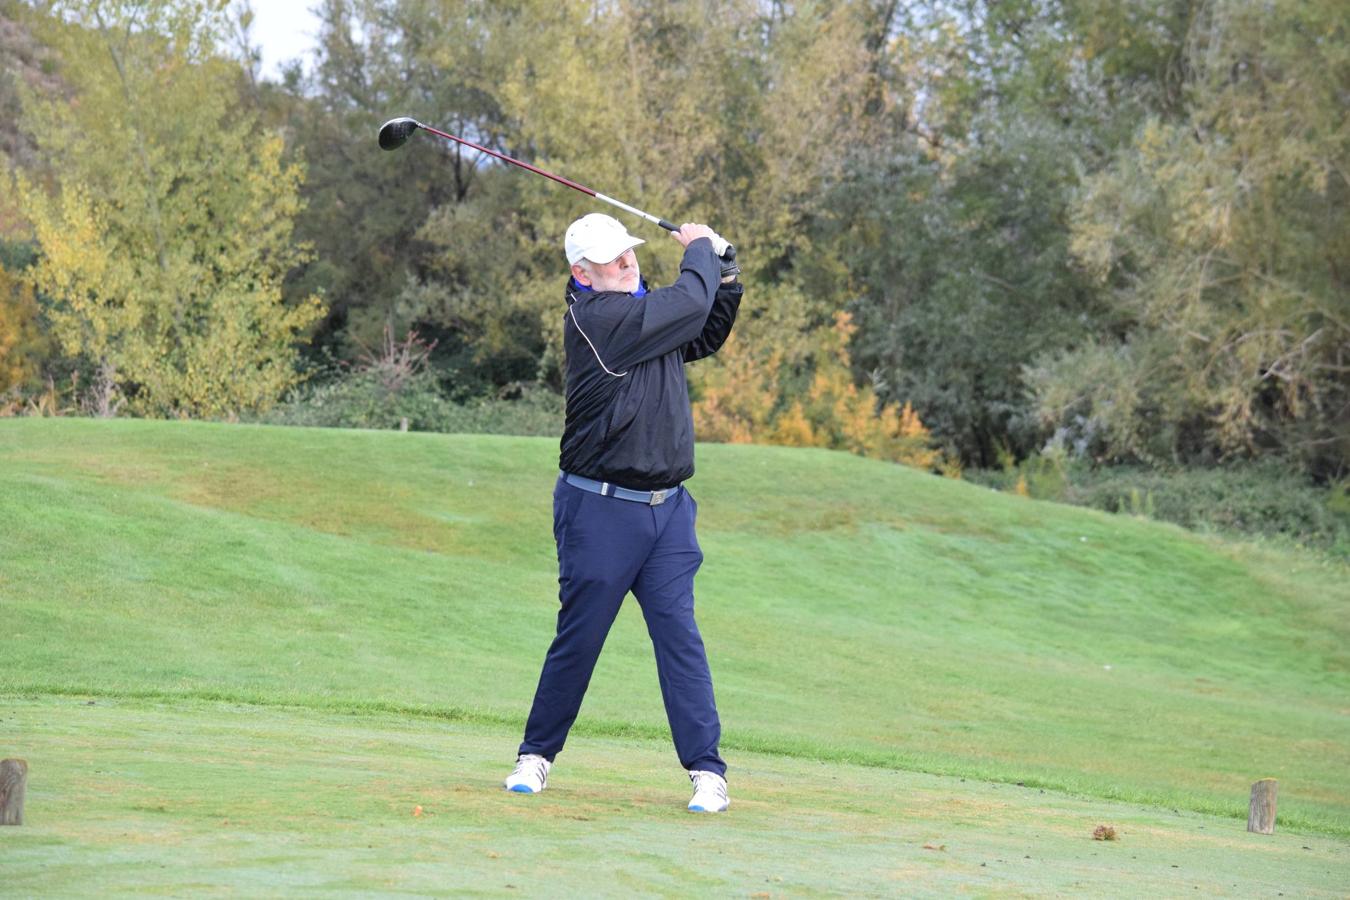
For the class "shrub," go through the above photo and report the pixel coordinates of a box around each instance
[1067,463,1347,552]
[259,368,446,431]
[259,370,563,437]
[435,386,564,437]
[257,325,563,437]
[969,458,1349,554]
[693,312,948,472]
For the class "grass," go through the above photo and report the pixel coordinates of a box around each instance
[1,417,1348,893]
[5,698,1348,897]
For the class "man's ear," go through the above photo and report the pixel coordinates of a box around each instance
[570,263,592,286]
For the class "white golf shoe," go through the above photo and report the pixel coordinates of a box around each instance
[504,754,551,793]
[687,770,729,812]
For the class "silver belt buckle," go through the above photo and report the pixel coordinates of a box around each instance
[648,489,668,506]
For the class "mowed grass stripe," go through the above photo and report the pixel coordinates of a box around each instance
[6,698,1348,898]
[4,682,1342,837]
[2,418,1347,835]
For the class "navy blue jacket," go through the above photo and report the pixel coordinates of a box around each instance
[558,237,743,490]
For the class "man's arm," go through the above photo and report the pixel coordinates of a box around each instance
[682,281,743,362]
[603,238,721,371]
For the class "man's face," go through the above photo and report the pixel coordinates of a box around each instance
[574,249,640,293]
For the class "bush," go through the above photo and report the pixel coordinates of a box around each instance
[435,386,564,437]
[692,312,950,473]
[256,325,564,437]
[968,459,1349,555]
[258,369,562,437]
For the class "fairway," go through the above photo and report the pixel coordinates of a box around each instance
[2,418,1348,894]
[5,698,1347,896]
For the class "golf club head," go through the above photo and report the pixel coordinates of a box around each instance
[378,117,421,151]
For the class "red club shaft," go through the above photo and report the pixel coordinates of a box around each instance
[416,122,677,232]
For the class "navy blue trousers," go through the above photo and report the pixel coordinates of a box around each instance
[518,476,726,777]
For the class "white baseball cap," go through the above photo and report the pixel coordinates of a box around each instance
[565,213,645,265]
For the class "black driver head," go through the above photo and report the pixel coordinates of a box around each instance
[378,117,421,151]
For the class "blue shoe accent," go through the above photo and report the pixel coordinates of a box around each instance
[689,805,707,812]
[508,784,536,793]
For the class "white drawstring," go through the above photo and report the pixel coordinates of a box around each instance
[568,295,629,378]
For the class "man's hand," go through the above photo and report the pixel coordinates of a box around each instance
[672,223,738,282]
[670,223,718,249]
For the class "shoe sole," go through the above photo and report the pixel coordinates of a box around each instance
[506,784,541,793]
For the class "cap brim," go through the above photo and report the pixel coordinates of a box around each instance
[583,235,645,265]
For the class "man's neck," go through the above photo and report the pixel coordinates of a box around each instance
[570,276,647,297]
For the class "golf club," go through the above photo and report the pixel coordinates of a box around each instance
[378,116,734,263]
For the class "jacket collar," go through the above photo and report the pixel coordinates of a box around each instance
[566,275,648,305]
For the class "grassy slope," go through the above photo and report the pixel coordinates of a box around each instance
[1,418,1348,843]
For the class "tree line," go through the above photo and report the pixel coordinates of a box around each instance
[1,0,1345,484]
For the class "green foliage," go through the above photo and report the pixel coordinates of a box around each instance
[282,0,895,398]
[256,322,562,434]
[261,368,562,437]
[830,113,1107,467]
[1061,0,1197,115]
[6,0,1345,487]
[0,237,37,271]
[265,0,516,359]
[814,1,1146,469]
[261,367,450,431]
[970,457,1349,554]
[1035,0,1350,477]
[14,0,323,418]
[1065,463,1349,554]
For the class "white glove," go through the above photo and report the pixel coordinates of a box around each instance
[708,232,731,257]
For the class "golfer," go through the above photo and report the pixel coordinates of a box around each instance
[504,213,743,813]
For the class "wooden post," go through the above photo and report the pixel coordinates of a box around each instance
[0,758,27,826]
[1248,778,1277,834]
[399,417,409,432]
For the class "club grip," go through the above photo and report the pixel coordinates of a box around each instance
[659,218,735,262]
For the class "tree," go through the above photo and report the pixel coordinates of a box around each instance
[242,0,1006,464]
[693,311,946,472]
[817,1,1126,467]
[425,0,770,388]
[0,260,47,395]
[15,0,322,418]
[1036,0,1350,477]
[264,0,507,372]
